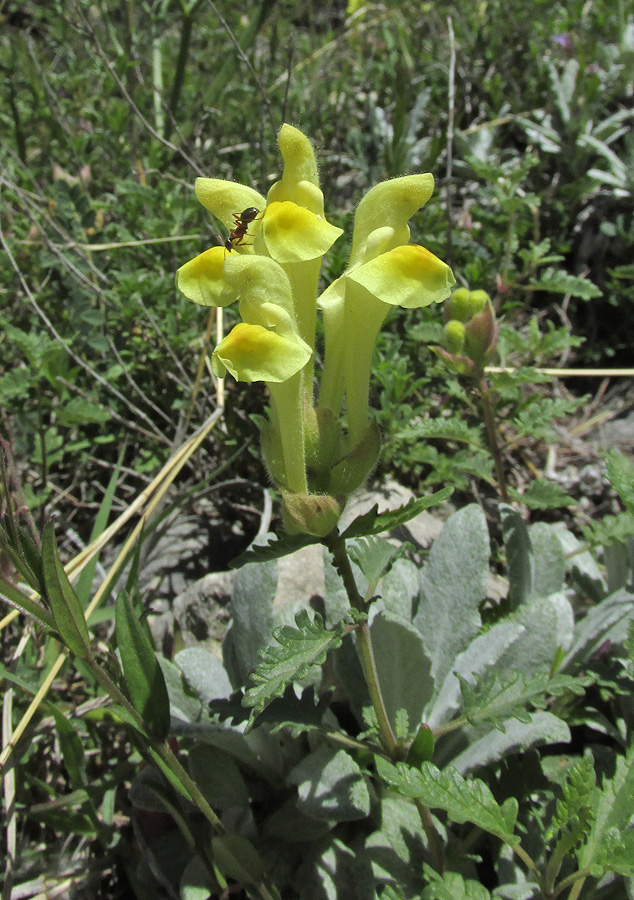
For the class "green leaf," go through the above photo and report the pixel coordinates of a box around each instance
[288,743,370,821]
[459,671,588,732]
[549,754,596,855]
[511,479,575,510]
[413,504,490,687]
[594,829,634,877]
[0,574,56,630]
[347,536,409,600]
[422,867,492,900]
[242,610,346,724]
[578,744,634,874]
[376,757,518,844]
[211,834,265,887]
[528,269,602,300]
[56,397,111,426]
[501,504,534,609]
[114,591,170,740]
[339,487,453,540]
[41,522,90,658]
[230,531,321,567]
[402,417,484,447]
[606,449,634,513]
[75,452,122,604]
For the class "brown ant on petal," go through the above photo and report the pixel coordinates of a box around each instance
[224,206,261,252]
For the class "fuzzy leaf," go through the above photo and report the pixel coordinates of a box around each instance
[451,713,570,774]
[501,504,534,609]
[347,536,408,599]
[115,591,170,740]
[288,743,370,821]
[422,868,492,900]
[339,487,453,540]
[376,758,518,844]
[402,417,484,447]
[242,610,346,724]
[0,574,56,631]
[549,754,596,855]
[413,504,490,687]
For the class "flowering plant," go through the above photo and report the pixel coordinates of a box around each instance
[177,124,455,535]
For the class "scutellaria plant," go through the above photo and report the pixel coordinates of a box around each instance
[176,125,455,535]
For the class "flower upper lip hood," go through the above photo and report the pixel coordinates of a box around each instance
[318,174,455,447]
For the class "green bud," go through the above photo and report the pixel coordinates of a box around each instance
[406,723,434,767]
[282,492,345,537]
[467,289,490,317]
[444,319,466,354]
[447,287,472,322]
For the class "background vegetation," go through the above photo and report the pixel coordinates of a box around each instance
[1,0,633,897]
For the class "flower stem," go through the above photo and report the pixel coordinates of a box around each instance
[327,536,399,758]
[478,375,509,502]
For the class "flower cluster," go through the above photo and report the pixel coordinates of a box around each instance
[176,125,455,535]
[433,287,499,378]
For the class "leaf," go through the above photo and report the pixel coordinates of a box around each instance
[370,612,434,732]
[549,754,596,855]
[501,504,534,609]
[211,684,332,735]
[528,269,602,300]
[375,757,518,844]
[594,829,634,877]
[451,712,571,774]
[211,834,265,887]
[230,531,322,567]
[115,590,170,740]
[402,417,484,447]
[347,536,408,599]
[511,479,575,510]
[288,743,370,821]
[0,574,56,630]
[188,745,249,808]
[228,556,277,685]
[339,487,453,540]
[242,610,346,724]
[422,867,492,900]
[528,522,566,597]
[578,744,634,874]
[564,587,634,669]
[413,504,490,687]
[606,449,634,513]
[56,396,111,426]
[459,671,588,732]
[41,522,90,658]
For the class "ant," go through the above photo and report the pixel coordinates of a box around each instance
[224,206,261,252]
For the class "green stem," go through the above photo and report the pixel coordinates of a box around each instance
[327,536,399,758]
[478,376,509,502]
[415,798,445,874]
[166,6,196,137]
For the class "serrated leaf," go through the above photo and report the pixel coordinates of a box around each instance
[594,829,634,877]
[578,744,634,873]
[339,487,453,540]
[230,531,321,567]
[511,479,575,510]
[242,610,346,723]
[403,417,484,447]
[606,449,634,513]
[376,758,518,844]
[422,867,492,900]
[459,671,587,732]
[347,536,407,599]
[115,591,170,740]
[41,522,90,658]
[549,754,596,854]
[528,270,602,300]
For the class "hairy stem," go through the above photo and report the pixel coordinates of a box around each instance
[327,536,398,757]
[478,376,509,502]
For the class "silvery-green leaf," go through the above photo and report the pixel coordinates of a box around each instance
[450,712,570,774]
[288,744,370,822]
[413,505,489,687]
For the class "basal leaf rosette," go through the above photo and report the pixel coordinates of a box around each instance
[319,175,455,448]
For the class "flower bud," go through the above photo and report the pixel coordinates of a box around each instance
[446,287,472,322]
[444,319,466,354]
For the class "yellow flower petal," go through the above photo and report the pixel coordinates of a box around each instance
[350,174,434,267]
[175,245,236,307]
[348,244,455,309]
[194,178,266,232]
[261,200,343,263]
[212,323,311,383]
